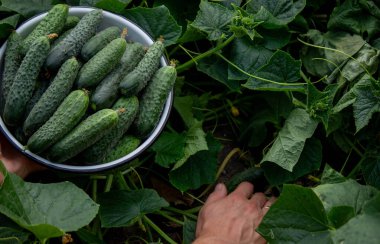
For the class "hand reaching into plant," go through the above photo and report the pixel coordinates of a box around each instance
[193,182,275,244]
[0,133,44,182]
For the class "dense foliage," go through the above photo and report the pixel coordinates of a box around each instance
[0,0,379,243]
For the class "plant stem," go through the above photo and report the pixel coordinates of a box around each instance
[347,156,366,179]
[176,34,235,73]
[104,174,114,192]
[92,179,98,202]
[157,210,184,225]
[115,170,131,191]
[164,206,198,220]
[143,215,177,244]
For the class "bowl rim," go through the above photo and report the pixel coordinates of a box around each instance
[0,6,173,173]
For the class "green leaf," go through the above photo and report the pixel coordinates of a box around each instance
[124,6,182,46]
[362,152,380,190]
[0,15,20,39]
[191,0,235,40]
[313,179,379,214]
[98,189,169,228]
[1,0,52,18]
[0,161,99,242]
[321,164,346,184]
[246,0,306,28]
[327,0,380,40]
[197,56,241,91]
[173,96,195,128]
[256,26,291,50]
[95,0,131,13]
[300,30,365,78]
[76,228,106,244]
[178,22,206,43]
[307,82,338,130]
[183,218,196,244]
[170,134,221,191]
[327,206,355,228]
[257,184,331,243]
[173,119,208,169]
[243,50,304,91]
[263,138,322,186]
[261,108,318,172]
[150,131,186,168]
[228,37,273,80]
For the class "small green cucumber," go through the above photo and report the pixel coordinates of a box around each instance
[76,38,127,88]
[80,96,139,164]
[119,38,164,96]
[51,28,72,49]
[46,108,119,163]
[81,26,122,61]
[134,65,177,137]
[3,36,50,126]
[1,31,23,111]
[91,42,145,110]
[26,90,89,153]
[104,135,141,162]
[63,15,80,31]
[24,80,50,119]
[45,9,103,70]
[26,90,89,154]
[21,4,68,54]
[23,57,81,136]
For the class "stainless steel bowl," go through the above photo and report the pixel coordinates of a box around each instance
[0,7,173,173]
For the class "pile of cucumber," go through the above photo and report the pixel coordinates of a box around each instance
[0,4,177,165]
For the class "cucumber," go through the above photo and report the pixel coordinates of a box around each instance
[21,4,68,54]
[80,96,139,164]
[91,42,145,110]
[45,9,103,70]
[3,36,50,126]
[46,108,119,163]
[104,135,141,162]
[1,31,23,112]
[119,38,164,96]
[23,57,81,136]
[63,15,80,31]
[24,80,50,119]
[134,65,177,137]
[26,90,89,154]
[76,38,127,88]
[81,26,121,61]
[51,28,72,49]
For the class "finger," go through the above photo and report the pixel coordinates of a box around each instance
[262,196,276,215]
[250,192,267,208]
[204,183,227,205]
[230,181,254,199]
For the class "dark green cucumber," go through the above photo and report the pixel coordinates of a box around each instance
[3,36,50,126]
[23,57,81,136]
[76,38,127,88]
[134,65,176,137]
[24,80,50,119]
[63,15,80,31]
[26,90,89,154]
[21,4,68,54]
[45,9,103,70]
[81,26,121,61]
[51,28,72,49]
[1,32,23,111]
[104,135,141,162]
[91,42,145,110]
[80,96,139,164]
[46,108,119,163]
[119,39,164,96]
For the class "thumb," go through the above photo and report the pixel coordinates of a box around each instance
[204,183,227,205]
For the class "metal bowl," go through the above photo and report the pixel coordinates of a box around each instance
[0,7,173,173]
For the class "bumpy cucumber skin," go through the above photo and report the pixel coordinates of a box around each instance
[91,42,145,110]
[26,90,89,154]
[134,65,177,137]
[45,9,103,70]
[1,32,23,111]
[81,96,139,164]
[46,108,119,163]
[24,80,50,119]
[63,15,80,31]
[76,38,127,88]
[119,39,164,96]
[104,135,141,162]
[50,28,72,49]
[3,36,50,126]
[21,4,68,54]
[23,57,81,136]
[81,26,121,61]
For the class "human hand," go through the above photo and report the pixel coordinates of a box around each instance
[193,182,276,244]
[0,133,45,182]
